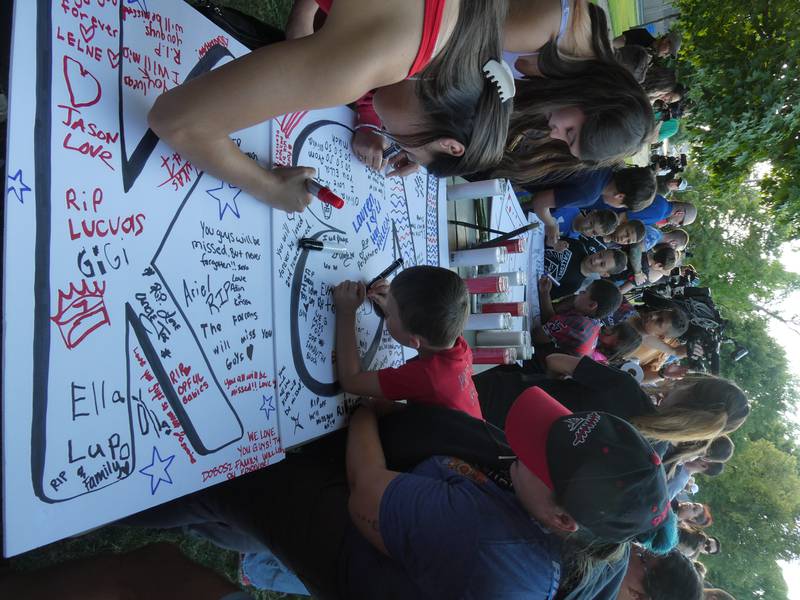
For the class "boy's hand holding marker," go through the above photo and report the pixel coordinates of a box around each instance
[366,278,390,312]
[333,281,366,313]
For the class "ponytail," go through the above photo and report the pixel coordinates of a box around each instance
[404,0,512,176]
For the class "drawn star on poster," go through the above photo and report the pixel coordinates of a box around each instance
[259,395,275,420]
[206,181,242,220]
[7,169,31,204]
[139,446,175,495]
[126,0,148,11]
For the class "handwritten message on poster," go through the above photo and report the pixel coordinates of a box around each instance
[3,0,282,556]
[271,107,446,447]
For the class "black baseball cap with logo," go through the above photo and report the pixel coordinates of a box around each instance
[505,387,669,543]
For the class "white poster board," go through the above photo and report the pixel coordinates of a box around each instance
[3,1,448,556]
[2,0,283,556]
[271,106,447,447]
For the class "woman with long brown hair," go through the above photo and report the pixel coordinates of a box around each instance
[473,354,749,453]
[492,44,656,185]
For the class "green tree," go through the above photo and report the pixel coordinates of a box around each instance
[675,0,800,232]
[679,166,800,316]
[718,317,800,454]
[698,439,800,600]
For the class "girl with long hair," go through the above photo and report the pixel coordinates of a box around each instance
[492,45,656,185]
[148,0,513,212]
[351,0,615,170]
[473,354,749,453]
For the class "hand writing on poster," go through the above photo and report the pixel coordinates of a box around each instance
[386,151,420,178]
[263,166,316,213]
[332,280,366,313]
[352,128,388,172]
[366,278,389,313]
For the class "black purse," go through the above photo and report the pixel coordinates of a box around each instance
[191,1,285,49]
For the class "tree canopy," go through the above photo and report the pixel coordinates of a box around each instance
[676,0,800,232]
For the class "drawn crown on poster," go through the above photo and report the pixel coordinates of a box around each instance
[51,280,107,325]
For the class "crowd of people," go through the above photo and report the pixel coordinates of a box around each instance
[2,0,747,598]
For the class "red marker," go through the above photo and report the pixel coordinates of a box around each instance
[306,179,345,209]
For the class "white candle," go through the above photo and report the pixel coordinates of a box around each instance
[465,313,512,331]
[514,342,534,361]
[450,246,508,267]
[491,271,527,286]
[476,330,530,347]
[447,179,504,201]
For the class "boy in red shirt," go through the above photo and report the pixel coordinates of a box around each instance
[332,266,481,418]
[533,277,622,358]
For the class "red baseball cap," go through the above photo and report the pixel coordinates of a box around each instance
[504,387,571,489]
[505,387,669,543]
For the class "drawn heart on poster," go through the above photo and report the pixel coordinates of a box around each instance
[107,48,121,69]
[79,22,96,43]
[63,56,102,108]
[246,344,254,360]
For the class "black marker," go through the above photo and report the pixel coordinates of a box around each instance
[367,257,404,318]
[299,238,353,257]
[383,143,402,160]
[367,257,404,290]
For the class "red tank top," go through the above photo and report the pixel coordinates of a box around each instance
[315,0,446,77]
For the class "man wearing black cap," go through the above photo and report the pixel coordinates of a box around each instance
[342,388,668,598]
[123,389,668,598]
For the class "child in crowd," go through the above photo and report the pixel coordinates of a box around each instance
[617,196,697,228]
[591,321,643,364]
[553,207,620,240]
[603,219,647,247]
[332,266,481,419]
[544,238,628,299]
[525,166,655,246]
[533,277,622,357]
[496,52,656,184]
[617,245,680,292]
[148,0,513,211]
[613,27,681,58]
[642,226,689,252]
[629,304,689,357]
[674,501,713,528]
[659,201,697,227]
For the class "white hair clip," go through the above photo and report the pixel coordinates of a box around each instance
[483,59,516,103]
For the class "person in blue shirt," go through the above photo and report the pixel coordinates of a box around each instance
[123,391,671,599]
[345,389,669,599]
[553,207,620,239]
[616,197,697,227]
[526,166,656,247]
[641,226,689,252]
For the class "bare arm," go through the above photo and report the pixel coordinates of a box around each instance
[641,334,685,357]
[148,6,416,211]
[347,405,401,554]
[285,0,319,39]
[530,190,561,247]
[333,281,384,397]
[537,275,556,322]
[545,353,582,378]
